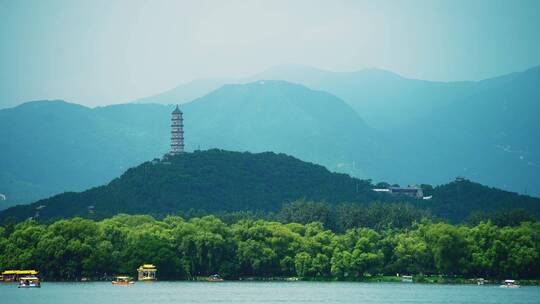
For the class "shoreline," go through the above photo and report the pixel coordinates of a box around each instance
[9,276,539,286]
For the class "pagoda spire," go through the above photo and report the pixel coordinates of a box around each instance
[170,105,184,154]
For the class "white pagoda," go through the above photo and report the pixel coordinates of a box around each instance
[170,105,184,155]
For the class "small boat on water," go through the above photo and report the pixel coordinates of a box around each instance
[286,277,299,281]
[112,276,134,285]
[137,264,157,281]
[401,275,413,283]
[500,279,519,288]
[207,274,224,282]
[476,278,486,285]
[18,276,41,288]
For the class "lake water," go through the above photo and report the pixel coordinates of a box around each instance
[2,281,539,304]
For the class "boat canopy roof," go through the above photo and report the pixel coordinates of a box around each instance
[116,276,131,279]
[505,280,516,283]
[19,276,39,280]
[2,270,38,275]
[139,264,156,269]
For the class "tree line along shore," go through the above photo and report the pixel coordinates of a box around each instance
[0,210,538,282]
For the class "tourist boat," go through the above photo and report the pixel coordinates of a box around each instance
[207,274,224,282]
[18,276,41,288]
[476,278,486,285]
[286,277,299,281]
[112,276,134,285]
[137,264,157,281]
[500,280,519,288]
[2,270,39,282]
[401,275,413,283]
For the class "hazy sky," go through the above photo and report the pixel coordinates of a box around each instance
[1,0,539,108]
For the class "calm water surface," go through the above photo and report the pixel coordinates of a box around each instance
[2,281,539,304]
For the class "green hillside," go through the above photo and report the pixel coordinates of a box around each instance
[0,150,380,222]
[1,150,539,224]
[429,179,540,221]
[0,81,388,207]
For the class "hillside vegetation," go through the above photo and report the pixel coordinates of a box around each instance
[1,150,539,224]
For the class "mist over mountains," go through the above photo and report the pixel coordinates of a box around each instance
[135,64,540,193]
[0,65,539,209]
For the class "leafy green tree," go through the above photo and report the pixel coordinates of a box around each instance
[332,228,384,277]
[423,223,469,275]
[0,214,539,281]
[392,231,431,274]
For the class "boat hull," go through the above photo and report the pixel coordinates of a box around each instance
[112,281,134,285]
[18,285,41,288]
[499,285,520,288]
[139,278,156,282]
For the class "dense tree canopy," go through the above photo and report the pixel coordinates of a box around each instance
[1,214,538,281]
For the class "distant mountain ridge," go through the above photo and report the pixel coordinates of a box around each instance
[135,64,539,129]
[390,65,540,194]
[182,80,389,178]
[1,66,539,207]
[132,64,490,128]
[0,81,389,207]
[133,77,234,105]
[0,100,172,208]
[135,64,540,196]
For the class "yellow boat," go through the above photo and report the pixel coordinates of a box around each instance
[112,276,134,285]
[2,270,39,282]
[137,264,157,281]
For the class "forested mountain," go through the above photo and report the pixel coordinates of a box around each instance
[129,65,540,196]
[0,81,388,207]
[1,150,539,224]
[429,179,540,222]
[0,150,380,222]
[1,67,539,209]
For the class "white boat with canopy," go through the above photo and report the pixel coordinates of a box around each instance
[499,280,519,288]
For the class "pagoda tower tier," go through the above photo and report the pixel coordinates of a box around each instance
[170,105,184,154]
